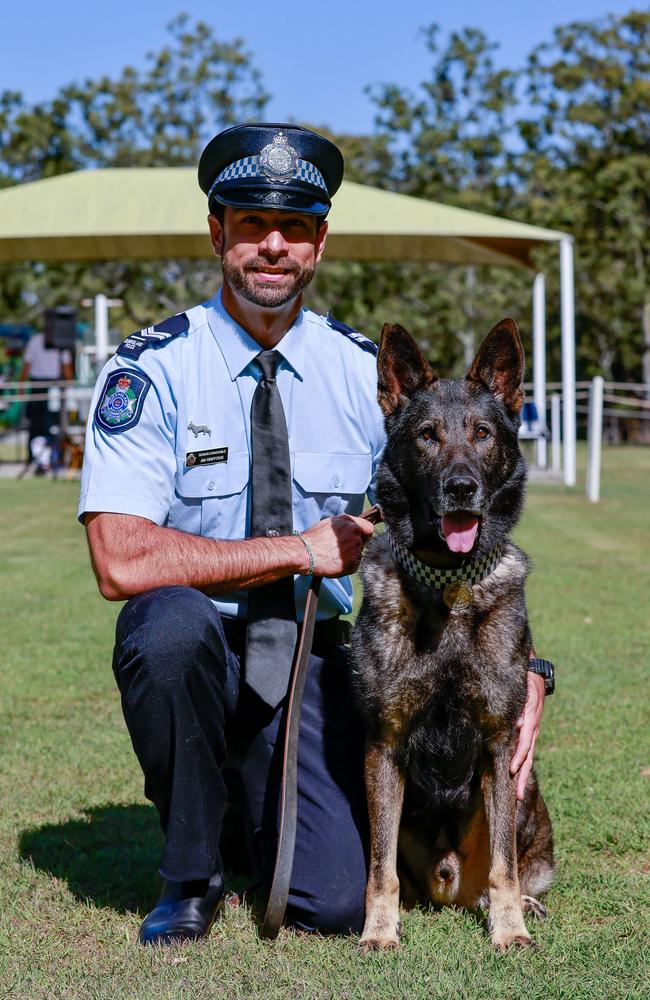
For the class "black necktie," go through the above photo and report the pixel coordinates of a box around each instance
[245,350,297,708]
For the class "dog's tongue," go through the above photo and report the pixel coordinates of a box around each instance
[441,513,480,554]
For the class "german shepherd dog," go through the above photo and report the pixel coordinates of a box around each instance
[352,319,554,952]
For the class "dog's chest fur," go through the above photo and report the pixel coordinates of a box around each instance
[354,533,530,744]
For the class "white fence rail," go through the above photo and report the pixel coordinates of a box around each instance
[3,379,650,498]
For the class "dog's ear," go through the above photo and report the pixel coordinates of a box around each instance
[466,318,525,415]
[377,323,436,416]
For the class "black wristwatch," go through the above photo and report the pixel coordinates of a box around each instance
[527,658,555,695]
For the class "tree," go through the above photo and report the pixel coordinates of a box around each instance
[313,27,532,373]
[516,9,650,385]
[0,15,268,328]
[2,11,647,392]
[335,13,650,387]
[368,25,519,212]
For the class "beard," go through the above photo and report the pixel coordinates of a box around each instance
[222,254,316,308]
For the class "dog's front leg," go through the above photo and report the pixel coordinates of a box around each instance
[483,743,534,952]
[359,739,405,952]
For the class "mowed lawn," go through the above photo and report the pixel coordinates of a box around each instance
[0,447,648,1000]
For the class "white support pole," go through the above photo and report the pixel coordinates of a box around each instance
[551,393,562,474]
[94,293,109,367]
[586,376,604,502]
[560,238,577,486]
[532,272,547,469]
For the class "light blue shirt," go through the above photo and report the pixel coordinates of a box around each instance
[79,289,386,620]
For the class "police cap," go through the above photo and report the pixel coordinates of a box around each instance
[198,123,344,217]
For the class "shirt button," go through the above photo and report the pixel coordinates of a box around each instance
[207,480,215,491]
[332,475,341,489]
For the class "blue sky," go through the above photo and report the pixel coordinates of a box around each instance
[1,1,637,133]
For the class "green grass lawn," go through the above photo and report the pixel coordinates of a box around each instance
[1,447,649,999]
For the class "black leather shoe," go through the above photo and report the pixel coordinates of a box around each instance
[138,873,225,945]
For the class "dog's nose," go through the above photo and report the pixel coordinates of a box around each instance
[444,474,479,503]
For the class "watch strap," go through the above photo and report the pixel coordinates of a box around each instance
[527,657,555,695]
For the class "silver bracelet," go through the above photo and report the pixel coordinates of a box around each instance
[293,530,315,576]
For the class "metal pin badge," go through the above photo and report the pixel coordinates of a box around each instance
[443,582,474,609]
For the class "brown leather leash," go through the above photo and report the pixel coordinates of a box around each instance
[261,505,383,939]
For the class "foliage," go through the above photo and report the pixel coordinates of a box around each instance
[0,14,268,184]
[0,12,648,382]
[347,12,650,383]
[0,15,268,329]
[368,25,519,211]
[309,28,535,375]
[516,10,650,382]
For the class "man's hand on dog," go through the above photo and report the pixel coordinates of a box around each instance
[510,672,545,800]
[302,515,375,577]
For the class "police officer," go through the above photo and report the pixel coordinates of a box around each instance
[79,122,547,945]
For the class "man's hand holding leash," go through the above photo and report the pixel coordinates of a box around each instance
[297,514,376,578]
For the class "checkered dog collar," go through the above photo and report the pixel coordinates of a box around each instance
[388,531,504,590]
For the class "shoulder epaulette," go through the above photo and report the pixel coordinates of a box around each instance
[326,312,378,356]
[116,312,190,359]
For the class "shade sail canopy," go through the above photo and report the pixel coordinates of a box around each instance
[0,168,568,269]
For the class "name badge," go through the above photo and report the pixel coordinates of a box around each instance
[185,447,228,467]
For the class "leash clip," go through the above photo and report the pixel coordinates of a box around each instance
[362,504,383,526]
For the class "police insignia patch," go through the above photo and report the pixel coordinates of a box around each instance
[95,369,151,433]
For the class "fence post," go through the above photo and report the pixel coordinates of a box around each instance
[586,376,604,502]
[95,293,109,366]
[550,393,562,474]
[533,272,547,469]
[560,238,577,486]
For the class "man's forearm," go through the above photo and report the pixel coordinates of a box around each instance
[85,512,307,601]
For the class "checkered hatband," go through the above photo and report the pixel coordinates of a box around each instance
[209,155,328,199]
[388,531,504,589]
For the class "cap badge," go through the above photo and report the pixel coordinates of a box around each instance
[259,132,298,184]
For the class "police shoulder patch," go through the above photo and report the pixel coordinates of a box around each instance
[325,312,378,356]
[94,369,152,434]
[116,312,190,359]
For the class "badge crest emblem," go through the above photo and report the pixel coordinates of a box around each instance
[94,369,151,433]
[259,132,298,183]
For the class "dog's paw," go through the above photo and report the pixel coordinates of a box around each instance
[491,930,535,953]
[359,933,400,954]
[359,919,402,954]
[521,895,547,921]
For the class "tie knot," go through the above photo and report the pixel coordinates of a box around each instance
[255,350,281,383]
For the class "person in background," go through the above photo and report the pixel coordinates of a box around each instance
[19,328,74,473]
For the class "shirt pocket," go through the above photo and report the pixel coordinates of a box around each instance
[170,451,250,538]
[292,451,372,523]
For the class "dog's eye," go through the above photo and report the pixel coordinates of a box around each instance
[475,424,491,441]
[419,426,437,443]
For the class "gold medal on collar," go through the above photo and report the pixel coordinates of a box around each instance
[443,581,474,609]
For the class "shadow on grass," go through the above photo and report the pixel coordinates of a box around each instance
[19,803,163,915]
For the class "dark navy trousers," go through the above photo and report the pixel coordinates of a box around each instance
[112,586,368,934]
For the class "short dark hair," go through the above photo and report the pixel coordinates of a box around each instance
[209,201,327,235]
[209,200,226,225]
